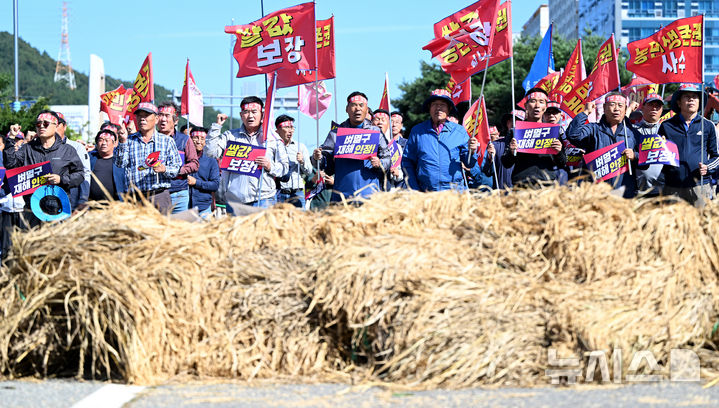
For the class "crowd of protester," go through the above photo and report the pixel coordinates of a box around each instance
[1,82,718,258]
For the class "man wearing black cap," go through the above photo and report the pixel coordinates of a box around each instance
[114,102,182,214]
[402,89,478,191]
[311,91,390,201]
[3,110,85,226]
[659,84,719,206]
[503,88,567,187]
[633,93,665,196]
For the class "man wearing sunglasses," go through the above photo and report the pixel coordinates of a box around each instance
[2,110,85,226]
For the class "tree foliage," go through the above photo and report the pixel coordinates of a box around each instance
[395,33,640,133]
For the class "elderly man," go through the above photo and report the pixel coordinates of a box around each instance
[390,111,406,148]
[3,110,85,226]
[275,114,311,208]
[206,96,289,208]
[114,103,182,214]
[311,92,390,201]
[503,88,566,187]
[402,89,478,191]
[187,127,220,219]
[89,128,127,201]
[633,93,665,196]
[156,102,199,213]
[567,92,640,197]
[658,84,719,206]
[372,109,391,143]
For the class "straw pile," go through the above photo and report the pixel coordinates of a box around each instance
[1,183,718,388]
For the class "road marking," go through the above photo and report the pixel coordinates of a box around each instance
[71,384,146,408]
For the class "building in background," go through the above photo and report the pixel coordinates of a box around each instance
[522,4,550,38]
[549,0,579,39]
[543,0,719,84]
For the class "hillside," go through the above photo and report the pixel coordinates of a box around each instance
[0,31,226,130]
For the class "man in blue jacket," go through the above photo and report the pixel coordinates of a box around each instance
[402,89,478,191]
[187,127,220,219]
[658,83,719,207]
[311,92,390,201]
[88,128,127,201]
[566,92,640,198]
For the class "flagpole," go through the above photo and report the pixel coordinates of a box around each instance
[613,33,632,176]
[230,18,235,129]
[479,53,491,99]
[334,78,339,123]
[313,1,321,181]
[701,13,706,190]
[510,55,517,156]
[260,0,268,94]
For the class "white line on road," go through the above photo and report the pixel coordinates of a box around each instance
[71,384,146,408]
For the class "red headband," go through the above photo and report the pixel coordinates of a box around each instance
[527,92,547,101]
[374,112,389,120]
[431,89,451,97]
[37,113,57,124]
[489,126,498,133]
[191,131,207,138]
[241,102,262,111]
[391,113,402,119]
[277,120,293,128]
[159,106,176,115]
[349,95,367,103]
[605,95,626,104]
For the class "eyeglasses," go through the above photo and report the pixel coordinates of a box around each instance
[97,137,115,143]
[36,121,57,128]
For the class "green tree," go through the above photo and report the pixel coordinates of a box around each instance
[394,33,636,132]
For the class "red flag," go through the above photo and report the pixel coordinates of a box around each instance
[714,74,719,90]
[423,0,500,58]
[463,96,490,166]
[125,53,154,122]
[444,1,512,85]
[180,60,204,127]
[518,71,561,109]
[560,35,621,118]
[276,16,336,88]
[378,73,390,111]
[626,15,703,84]
[225,2,316,79]
[100,85,134,125]
[551,39,586,102]
[445,78,471,105]
[261,71,277,144]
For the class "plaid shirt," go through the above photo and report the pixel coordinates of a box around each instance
[114,131,181,192]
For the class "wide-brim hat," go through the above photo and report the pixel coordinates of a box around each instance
[670,83,706,114]
[30,185,71,222]
[423,89,457,115]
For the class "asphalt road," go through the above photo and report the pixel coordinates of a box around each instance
[2,380,719,408]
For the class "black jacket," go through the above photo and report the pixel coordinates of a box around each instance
[4,134,84,193]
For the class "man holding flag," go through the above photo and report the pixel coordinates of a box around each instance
[566,92,641,197]
[633,93,665,196]
[402,89,478,191]
[206,97,289,208]
[658,84,719,207]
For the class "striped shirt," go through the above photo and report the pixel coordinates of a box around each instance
[114,131,182,192]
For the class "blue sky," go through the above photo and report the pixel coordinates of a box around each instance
[1,0,542,144]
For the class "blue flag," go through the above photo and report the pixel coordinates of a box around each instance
[522,24,555,92]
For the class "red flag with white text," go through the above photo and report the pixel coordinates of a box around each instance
[225,2,316,79]
[445,1,512,85]
[445,78,471,105]
[100,85,134,125]
[423,0,500,58]
[626,15,703,84]
[276,16,336,88]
